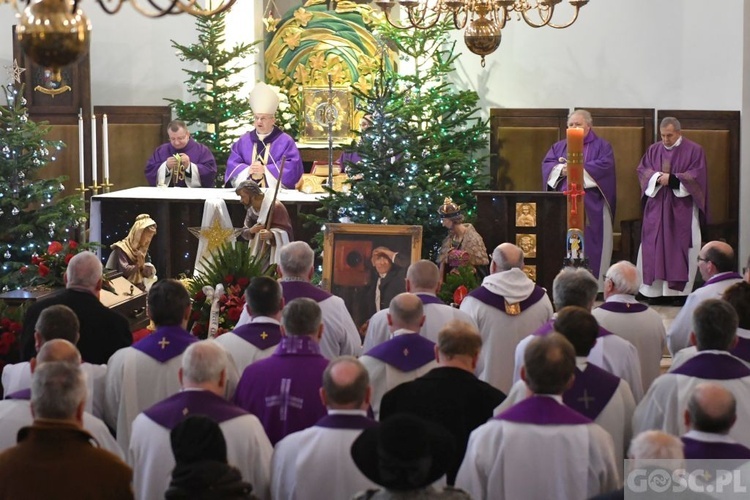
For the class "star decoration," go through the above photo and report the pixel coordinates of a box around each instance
[189,213,242,262]
[5,59,25,84]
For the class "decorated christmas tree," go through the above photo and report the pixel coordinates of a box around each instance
[0,65,88,290]
[167,11,261,186]
[316,21,489,259]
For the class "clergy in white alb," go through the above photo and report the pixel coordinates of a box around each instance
[215,276,283,373]
[666,241,743,355]
[496,306,635,466]
[0,339,123,459]
[459,243,553,394]
[271,357,379,500]
[105,279,208,452]
[513,267,643,400]
[592,260,666,393]
[236,241,361,359]
[130,341,272,500]
[633,299,750,449]
[364,260,476,351]
[359,294,438,419]
[456,334,619,500]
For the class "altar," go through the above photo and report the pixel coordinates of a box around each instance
[90,187,324,278]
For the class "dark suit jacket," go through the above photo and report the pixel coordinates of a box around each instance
[380,366,506,485]
[365,252,409,318]
[20,288,132,364]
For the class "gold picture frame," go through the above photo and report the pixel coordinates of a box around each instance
[322,223,423,328]
[300,87,354,144]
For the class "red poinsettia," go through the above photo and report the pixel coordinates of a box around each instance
[21,240,93,288]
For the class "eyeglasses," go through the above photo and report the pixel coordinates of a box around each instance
[696,256,711,264]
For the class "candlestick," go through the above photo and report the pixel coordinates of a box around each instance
[78,111,84,185]
[91,115,98,186]
[102,114,110,181]
[564,126,588,269]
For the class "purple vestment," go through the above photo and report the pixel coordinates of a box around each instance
[144,390,248,429]
[681,437,750,460]
[637,137,708,291]
[596,302,649,313]
[338,151,362,167]
[467,285,547,313]
[364,333,436,372]
[233,336,328,445]
[132,325,197,363]
[533,319,613,338]
[563,364,620,420]
[281,281,332,303]
[496,395,591,425]
[144,138,217,187]
[542,130,616,279]
[225,127,303,188]
[229,322,282,351]
[671,353,750,380]
[732,338,750,364]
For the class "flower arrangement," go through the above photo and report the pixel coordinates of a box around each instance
[438,263,481,306]
[20,240,90,289]
[267,84,299,138]
[0,301,24,370]
[186,242,276,339]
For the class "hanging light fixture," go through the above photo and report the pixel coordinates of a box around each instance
[6,0,237,81]
[373,0,590,67]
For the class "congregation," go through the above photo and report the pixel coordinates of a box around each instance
[0,238,749,499]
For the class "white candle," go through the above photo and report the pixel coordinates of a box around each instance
[91,115,97,185]
[102,114,109,181]
[78,111,84,184]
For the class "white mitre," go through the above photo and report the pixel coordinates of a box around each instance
[249,82,280,115]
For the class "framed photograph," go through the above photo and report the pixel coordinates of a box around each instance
[299,87,354,144]
[322,223,423,328]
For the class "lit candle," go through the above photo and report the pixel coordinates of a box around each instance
[102,114,109,181]
[91,115,97,185]
[78,111,84,185]
[566,127,584,156]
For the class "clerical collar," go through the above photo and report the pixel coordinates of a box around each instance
[280,276,309,282]
[576,356,589,371]
[605,293,639,304]
[683,430,738,444]
[663,136,683,151]
[533,394,564,404]
[391,328,418,337]
[257,131,270,141]
[250,315,280,325]
[327,409,368,417]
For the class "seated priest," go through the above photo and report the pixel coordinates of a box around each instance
[236,180,292,265]
[224,82,303,189]
[144,119,217,187]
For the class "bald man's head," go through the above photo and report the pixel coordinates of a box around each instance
[491,243,524,272]
[605,261,640,296]
[686,382,737,435]
[406,260,441,291]
[35,339,81,367]
[387,293,424,332]
[699,241,736,276]
[321,356,370,409]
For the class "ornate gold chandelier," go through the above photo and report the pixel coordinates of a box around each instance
[374,0,590,66]
[4,0,236,82]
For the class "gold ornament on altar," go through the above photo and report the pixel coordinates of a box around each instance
[300,87,353,144]
[15,0,91,83]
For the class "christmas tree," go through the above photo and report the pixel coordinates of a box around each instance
[0,65,88,290]
[167,11,261,186]
[316,21,489,259]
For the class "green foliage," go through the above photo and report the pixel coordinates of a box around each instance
[438,264,481,305]
[166,11,261,186]
[312,20,489,259]
[0,82,88,290]
[185,242,276,338]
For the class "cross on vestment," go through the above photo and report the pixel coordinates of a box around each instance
[158,337,170,350]
[182,407,189,416]
[403,348,409,357]
[260,332,268,340]
[577,389,595,410]
[265,378,304,421]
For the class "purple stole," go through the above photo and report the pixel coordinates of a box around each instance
[364,334,435,372]
[315,413,378,430]
[704,272,744,286]
[496,396,591,425]
[682,437,750,460]
[4,388,30,400]
[670,353,750,380]
[252,127,282,166]
[533,320,613,338]
[273,336,322,357]
[281,281,332,303]
[467,285,547,315]
[144,390,247,429]
[230,322,282,350]
[596,301,648,313]
[416,293,445,306]
[731,337,750,363]
[563,364,619,420]
[132,325,197,363]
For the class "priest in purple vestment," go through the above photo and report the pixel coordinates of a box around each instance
[144,120,217,188]
[637,116,708,297]
[225,82,303,189]
[233,297,328,445]
[542,110,616,283]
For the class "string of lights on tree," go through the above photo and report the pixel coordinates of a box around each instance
[314,21,489,259]
[0,64,88,290]
[167,11,261,187]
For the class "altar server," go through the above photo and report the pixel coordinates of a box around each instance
[225,82,303,189]
[271,357,378,500]
[145,119,217,188]
[456,333,619,499]
[130,341,272,500]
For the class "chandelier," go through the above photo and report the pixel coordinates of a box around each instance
[373,0,590,66]
[4,0,236,82]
